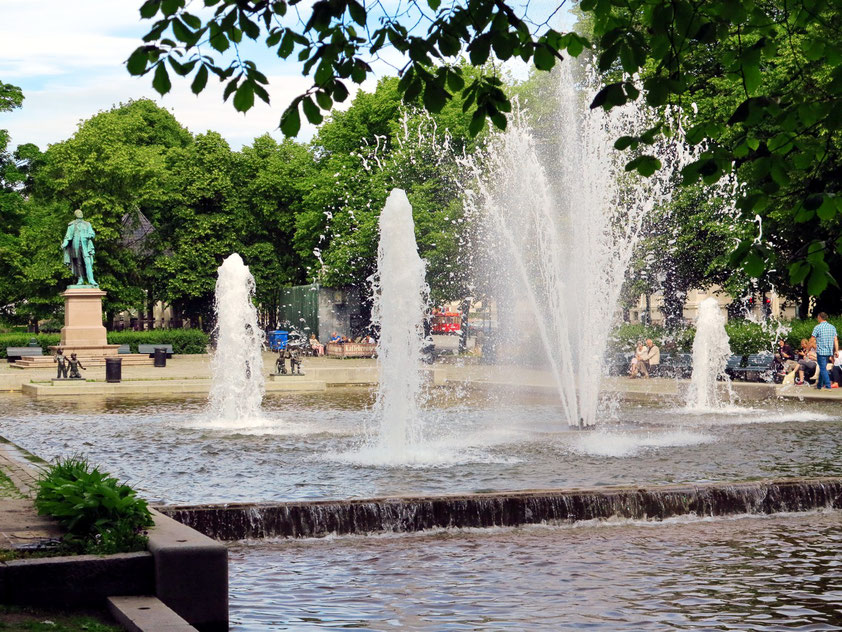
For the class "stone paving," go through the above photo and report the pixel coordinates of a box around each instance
[0,441,62,551]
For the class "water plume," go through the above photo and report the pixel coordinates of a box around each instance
[686,297,734,411]
[208,253,265,422]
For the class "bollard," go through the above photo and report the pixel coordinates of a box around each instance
[105,357,122,383]
[153,347,167,368]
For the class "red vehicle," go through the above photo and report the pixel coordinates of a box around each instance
[431,311,461,334]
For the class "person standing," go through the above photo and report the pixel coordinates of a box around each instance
[810,312,839,390]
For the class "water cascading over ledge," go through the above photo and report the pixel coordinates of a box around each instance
[157,478,842,540]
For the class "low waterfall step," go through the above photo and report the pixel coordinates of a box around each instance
[158,477,842,540]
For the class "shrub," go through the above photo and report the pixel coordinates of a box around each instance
[107,329,209,354]
[723,320,770,355]
[35,457,154,554]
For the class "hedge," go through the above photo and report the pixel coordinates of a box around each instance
[106,330,209,354]
[610,317,842,357]
[0,329,209,358]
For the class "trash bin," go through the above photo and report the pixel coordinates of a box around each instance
[154,347,167,368]
[105,357,122,383]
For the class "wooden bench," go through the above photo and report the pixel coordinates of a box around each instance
[325,342,377,358]
[5,346,44,362]
[137,344,174,358]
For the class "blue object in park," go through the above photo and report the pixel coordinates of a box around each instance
[267,330,289,351]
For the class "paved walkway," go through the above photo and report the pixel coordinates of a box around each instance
[0,441,62,551]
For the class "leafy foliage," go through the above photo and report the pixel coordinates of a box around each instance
[35,457,154,554]
[127,0,589,137]
[584,0,842,301]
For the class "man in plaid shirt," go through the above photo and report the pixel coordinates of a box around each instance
[810,312,839,390]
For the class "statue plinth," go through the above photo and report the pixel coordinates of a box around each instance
[50,288,120,357]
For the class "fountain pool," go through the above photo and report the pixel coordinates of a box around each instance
[1,390,839,505]
[228,511,842,631]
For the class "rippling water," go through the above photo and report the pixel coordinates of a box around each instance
[229,512,842,630]
[0,389,839,504]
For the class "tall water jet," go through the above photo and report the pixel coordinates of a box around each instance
[208,253,265,421]
[461,62,692,427]
[370,188,429,455]
[686,297,733,411]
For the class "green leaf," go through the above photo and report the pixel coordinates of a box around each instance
[468,109,486,136]
[789,260,810,285]
[280,104,301,136]
[566,34,585,57]
[126,48,149,75]
[301,96,323,124]
[614,135,636,150]
[233,81,255,112]
[315,90,332,110]
[191,64,209,94]
[139,0,161,19]
[743,250,766,277]
[152,62,172,94]
[468,35,491,66]
[348,1,366,26]
[533,44,556,71]
[808,267,829,295]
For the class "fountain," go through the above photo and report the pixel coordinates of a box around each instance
[461,62,691,427]
[369,188,429,456]
[208,253,265,421]
[686,297,734,411]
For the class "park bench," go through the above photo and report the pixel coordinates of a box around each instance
[325,342,377,358]
[660,353,693,379]
[724,355,744,380]
[138,344,174,358]
[730,353,775,383]
[117,344,131,354]
[5,346,45,362]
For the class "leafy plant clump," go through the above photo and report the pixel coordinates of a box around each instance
[35,458,154,555]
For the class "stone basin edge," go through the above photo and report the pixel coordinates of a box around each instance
[155,476,842,541]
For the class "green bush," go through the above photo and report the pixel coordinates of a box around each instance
[107,329,209,354]
[35,457,154,554]
[0,333,61,358]
[723,320,770,355]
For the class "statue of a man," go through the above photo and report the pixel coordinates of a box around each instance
[61,209,97,286]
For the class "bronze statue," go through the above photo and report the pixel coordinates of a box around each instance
[54,349,68,379]
[61,209,97,287]
[67,353,86,379]
[275,349,287,375]
[287,344,303,375]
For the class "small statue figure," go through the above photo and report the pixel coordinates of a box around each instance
[61,209,97,287]
[287,344,303,375]
[275,349,287,375]
[67,353,86,379]
[54,348,68,379]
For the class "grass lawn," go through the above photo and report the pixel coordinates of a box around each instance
[0,606,120,632]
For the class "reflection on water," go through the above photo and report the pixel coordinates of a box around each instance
[0,390,840,504]
[228,512,842,631]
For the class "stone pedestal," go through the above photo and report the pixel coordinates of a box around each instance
[50,288,120,357]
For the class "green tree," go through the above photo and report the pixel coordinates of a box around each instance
[0,81,25,316]
[29,99,193,321]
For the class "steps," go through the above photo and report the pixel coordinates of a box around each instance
[11,354,154,369]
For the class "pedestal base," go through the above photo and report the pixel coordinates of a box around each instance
[51,288,119,358]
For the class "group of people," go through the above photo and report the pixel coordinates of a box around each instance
[776,312,840,389]
[628,339,661,378]
[328,332,376,345]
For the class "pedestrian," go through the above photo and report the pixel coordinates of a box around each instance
[811,312,839,390]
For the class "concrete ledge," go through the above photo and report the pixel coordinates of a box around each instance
[108,595,197,632]
[159,477,842,541]
[0,552,154,607]
[265,378,326,392]
[147,510,228,632]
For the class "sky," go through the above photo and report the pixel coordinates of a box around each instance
[0,0,574,152]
